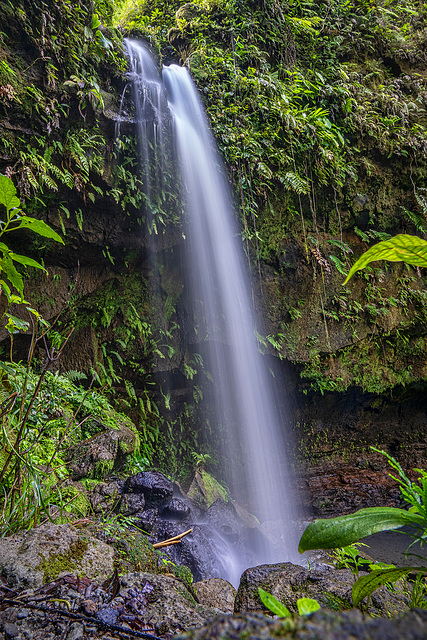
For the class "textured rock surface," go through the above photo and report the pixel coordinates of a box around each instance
[175,609,427,640]
[234,562,408,617]
[120,572,219,634]
[124,471,174,507]
[67,425,138,481]
[0,523,114,589]
[194,578,236,614]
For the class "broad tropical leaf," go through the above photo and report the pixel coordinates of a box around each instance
[13,217,64,244]
[0,255,24,297]
[298,507,423,552]
[0,174,20,212]
[343,234,427,284]
[258,588,291,617]
[352,567,425,606]
[297,598,320,615]
[9,252,46,271]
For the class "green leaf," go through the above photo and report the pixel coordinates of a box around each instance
[298,507,424,552]
[92,13,102,29]
[1,255,24,297]
[0,174,20,212]
[297,598,320,615]
[9,252,46,271]
[258,588,291,617]
[343,234,427,284]
[13,217,64,244]
[352,567,426,606]
[5,314,30,334]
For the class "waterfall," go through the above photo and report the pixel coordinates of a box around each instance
[124,39,299,577]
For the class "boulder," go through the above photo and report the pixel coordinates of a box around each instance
[87,480,122,514]
[0,523,114,589]
[120,572,219,635]
[67,425,138,480]
[194,578,236,613]
[174,609,427,640]
[117,491,146,516]
[124,471,174,508]
[234,562,408,617]
[187,470,228,510]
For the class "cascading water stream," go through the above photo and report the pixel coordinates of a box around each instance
[124,39,299,578]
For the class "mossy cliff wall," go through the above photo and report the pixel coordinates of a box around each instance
[1,0,427,498]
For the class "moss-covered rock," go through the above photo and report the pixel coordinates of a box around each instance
[0,523,114,589]
[187,470,228,510]
[67,422,138,480]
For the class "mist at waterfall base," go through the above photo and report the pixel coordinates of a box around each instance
[124,40,300,583]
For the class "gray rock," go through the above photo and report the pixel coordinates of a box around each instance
[88,480,121,514]
[194,579,236,613]
[118,491,145,516]
[2,622,19,638]
[175,609,427,640]
[0,523,114,589]
[234,562,408,617]
[120,572,219,635]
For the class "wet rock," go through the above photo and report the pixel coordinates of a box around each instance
[136,508,160,533]
[67,425,138,481]
[124,471,174,508]
[0,523,114,589]
[88,480,121,514]
[194,578,236,613]
[175,609,427,640]
[161,497,191,520]
[187,470,228,510]
[118,492,146,516]
[234,562,408,617]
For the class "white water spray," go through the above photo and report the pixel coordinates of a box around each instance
[125,40,299,576]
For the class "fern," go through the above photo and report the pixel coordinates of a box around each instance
[282,171,310,194]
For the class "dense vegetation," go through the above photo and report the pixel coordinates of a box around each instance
[1,0,427,506]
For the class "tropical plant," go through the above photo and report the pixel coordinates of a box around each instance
[0,174,63,309]
[258,587,320,617]
[343,234,427,284]
[298,450,427,607]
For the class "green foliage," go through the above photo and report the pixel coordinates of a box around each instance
[258,587,320,617]
[258,587,291,617]
[298,507,422,552]
[344,234,427,284]
[299,450,427,607]
[0,174,63,309]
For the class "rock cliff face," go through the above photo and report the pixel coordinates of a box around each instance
[1,0,427,511]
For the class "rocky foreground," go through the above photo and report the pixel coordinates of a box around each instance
[0,519,425,640]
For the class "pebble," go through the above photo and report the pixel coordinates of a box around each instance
[16,611,28,620]
[3,622,19,638]
[66,622,84,640]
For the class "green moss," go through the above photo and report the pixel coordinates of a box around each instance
[37,538,89,583]
[92,458,115,480]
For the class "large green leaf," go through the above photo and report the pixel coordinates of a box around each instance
[13,217,64,244]
[352,567,426,606]
[0,242,46,271]
[0,255,24,297]
[0,174,21,213]
[343,234,427,284]
[9,252,46,271]
[258,588,291,617]
[298,507,423,552]
[297,598,320,615]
